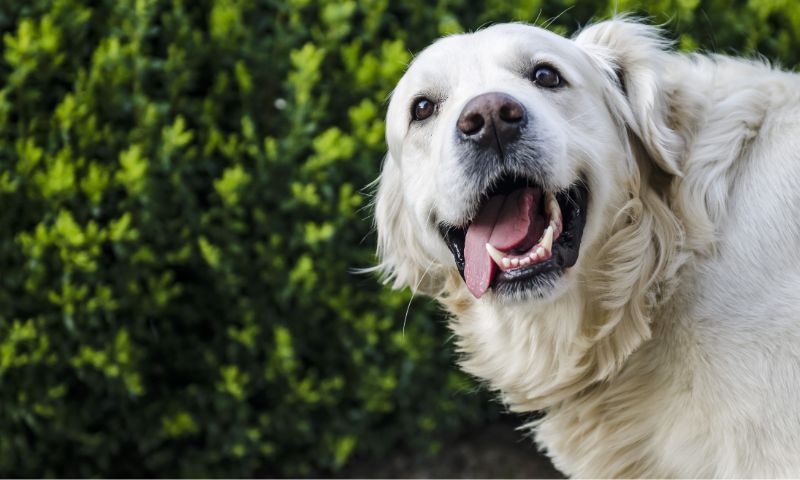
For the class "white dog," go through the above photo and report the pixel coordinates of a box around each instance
[374,18,800,477]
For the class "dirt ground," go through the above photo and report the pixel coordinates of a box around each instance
[339,418,565,478]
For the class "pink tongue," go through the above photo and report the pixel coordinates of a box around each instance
[464,188,539,298]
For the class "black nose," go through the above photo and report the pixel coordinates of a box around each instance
[457,92,526,149]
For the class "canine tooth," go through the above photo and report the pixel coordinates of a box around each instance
[540,225,554,253]
[548,193,562,223]
[502,258,511,268]
[551,219,562,238]
[485,243,507,266]
[536,246,545,257]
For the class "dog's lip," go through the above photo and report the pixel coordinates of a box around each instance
[494,243,563,282]
[439,180,588,296]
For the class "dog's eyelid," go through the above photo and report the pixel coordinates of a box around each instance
[411,92,444,104]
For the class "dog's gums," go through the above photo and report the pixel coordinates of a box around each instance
[485,191,562,268]
[440,177,588,298]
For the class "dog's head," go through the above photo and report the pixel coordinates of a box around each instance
[375,19,688,406]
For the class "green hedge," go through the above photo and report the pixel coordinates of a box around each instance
[0,0,797,477]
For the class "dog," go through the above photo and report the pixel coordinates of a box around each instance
[373,17,800,477]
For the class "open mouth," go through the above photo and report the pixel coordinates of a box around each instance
[439,175,588,299]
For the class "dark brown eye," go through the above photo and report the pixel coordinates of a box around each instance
[412,98,435,121]
[532,65,562,88]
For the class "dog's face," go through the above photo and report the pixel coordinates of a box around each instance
[376,21,682,309]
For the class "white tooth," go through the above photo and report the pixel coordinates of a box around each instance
[551,219,562,238]
[520,257,530,266]
[511,258,519,267]
[485,243,507,266]
[551,197,562,221]
[529,252,537,260]
[540,225,554,253]
[502,258,511,268]
[536,246,545,257]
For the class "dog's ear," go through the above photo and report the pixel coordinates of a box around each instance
[575,18,683,176]
[373,154,442,294]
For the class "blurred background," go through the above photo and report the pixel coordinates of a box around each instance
[0,0,798,477]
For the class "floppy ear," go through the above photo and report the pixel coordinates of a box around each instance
[570,20,689,381]
[373,154,443,294]
[574,18,683,176]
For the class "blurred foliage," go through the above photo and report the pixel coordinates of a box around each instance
[0,0,797,477]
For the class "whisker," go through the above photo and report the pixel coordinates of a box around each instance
[543,6,575,29]
[533,10,543,26]
[564,111,592,123]
[402,203,440,336]
[403,258,435,337]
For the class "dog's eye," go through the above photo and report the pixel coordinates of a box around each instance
[411,98,436,121]
[532,65,562,88]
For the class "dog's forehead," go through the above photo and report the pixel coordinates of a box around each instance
[404,24,579,86]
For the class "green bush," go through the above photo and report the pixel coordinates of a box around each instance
[0,0,797,477]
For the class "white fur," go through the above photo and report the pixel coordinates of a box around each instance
[375,18,800,478]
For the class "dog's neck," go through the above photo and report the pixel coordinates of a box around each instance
[441,258,701,476]
[442,273,663,410]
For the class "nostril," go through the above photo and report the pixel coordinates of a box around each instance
[499,102,524,123]
[458,112,485,135]
[457,93,526,142]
